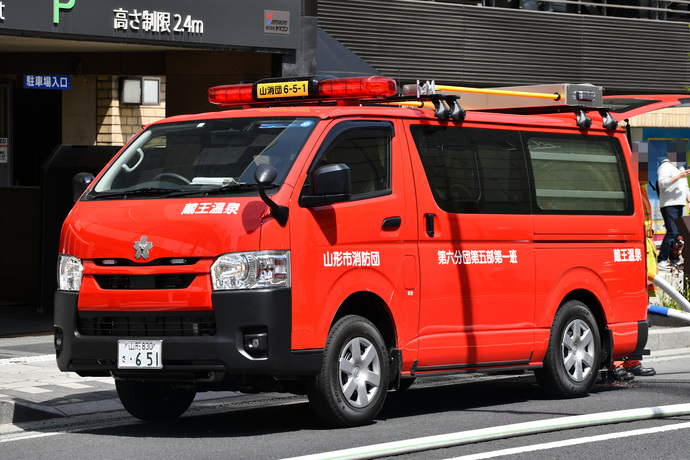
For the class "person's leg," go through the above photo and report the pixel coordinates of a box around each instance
[667,205,683,263]
[623,359,656,376]
[659,207,673,261]
[659,205,682,262]
[609,360,634,381]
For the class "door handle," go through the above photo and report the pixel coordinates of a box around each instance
[425,213,435,237]
[382,216,401,230]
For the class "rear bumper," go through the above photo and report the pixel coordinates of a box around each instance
[628,319,650,360]
[54,289,323,379]
[610,320,649,361]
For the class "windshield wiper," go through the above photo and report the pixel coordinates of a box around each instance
[90,183,279,200]
[91,187,184,199]
[203,182,277,195]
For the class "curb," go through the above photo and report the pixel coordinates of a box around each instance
[647,325,690,354]
[1,396,127,426]
[0,399,64,426]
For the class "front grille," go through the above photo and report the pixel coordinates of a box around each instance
[78,311,217,337]
[94,274,196,290]
[94,257,201,266]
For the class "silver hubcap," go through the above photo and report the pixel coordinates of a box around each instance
[338,337,381,408]
[561,318,595,382]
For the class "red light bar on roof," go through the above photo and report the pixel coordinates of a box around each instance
[318,76,397,99]
[208,76,397,107]
[207,83,254,106]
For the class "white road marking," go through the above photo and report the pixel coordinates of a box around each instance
[12,387,52,394]
[0,355,54,366]
[449,421,690,459]
[285,403,690,460]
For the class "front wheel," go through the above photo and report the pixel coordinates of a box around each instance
[308,315,390,427]
[116,380,196,421]
[535,300,601,398]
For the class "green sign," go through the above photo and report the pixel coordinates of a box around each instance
[54,0,75,24]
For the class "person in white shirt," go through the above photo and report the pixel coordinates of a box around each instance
[657,158,690,268]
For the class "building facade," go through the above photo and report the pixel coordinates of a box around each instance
[1,0,689,314]
[317,0,690,250]
[0,0,316,310]
[1,0,315,187]
[317,0,690,93]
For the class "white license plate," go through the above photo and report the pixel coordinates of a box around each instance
[118,340,163,369]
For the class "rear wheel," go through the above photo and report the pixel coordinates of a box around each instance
[116,380,196,421]
[308,315,389,427]
[536,300,601,398]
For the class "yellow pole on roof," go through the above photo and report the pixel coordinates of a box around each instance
[378,101,430,108]
[434,85,561,101]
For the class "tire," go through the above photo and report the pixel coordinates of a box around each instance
[115,380,196,421]
[535,300,601,398]
[308,315,390,427]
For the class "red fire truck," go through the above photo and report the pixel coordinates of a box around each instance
[56,75,652,427]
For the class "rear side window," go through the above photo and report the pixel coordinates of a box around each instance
[526,133,632,213]
[410,125,531,214]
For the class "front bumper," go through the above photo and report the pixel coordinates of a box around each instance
[54,289,323,380]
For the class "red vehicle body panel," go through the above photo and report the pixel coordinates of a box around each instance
[604,94,690,119]
[63,197,266,312]
[56,100,649,384]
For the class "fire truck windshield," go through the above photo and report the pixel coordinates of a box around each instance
[88,117,318,199]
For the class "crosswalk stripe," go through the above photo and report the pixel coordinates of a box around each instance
[0,355,55,366]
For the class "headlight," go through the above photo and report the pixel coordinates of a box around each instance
[57,255,83,291]
[211,251,290,290]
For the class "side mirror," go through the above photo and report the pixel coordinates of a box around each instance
[254,164,288,226]
[254,162,278,184]
[72,172,95,203]
[300,163,352,207]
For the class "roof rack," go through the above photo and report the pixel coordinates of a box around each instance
[207,75,618,131]
[400,81,618,130]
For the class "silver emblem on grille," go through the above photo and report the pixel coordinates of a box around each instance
[133,236,153,260]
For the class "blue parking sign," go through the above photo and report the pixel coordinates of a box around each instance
[24,75,71,90]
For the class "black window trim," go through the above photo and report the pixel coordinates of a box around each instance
[409,124,633,216]
[300,120,395,205]
[522,131,634,216]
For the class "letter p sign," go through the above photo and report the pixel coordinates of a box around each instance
[54,0,76,25]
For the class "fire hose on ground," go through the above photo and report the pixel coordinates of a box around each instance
[648,272,690,323]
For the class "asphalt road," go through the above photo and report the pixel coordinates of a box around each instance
[2,350,690,459]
